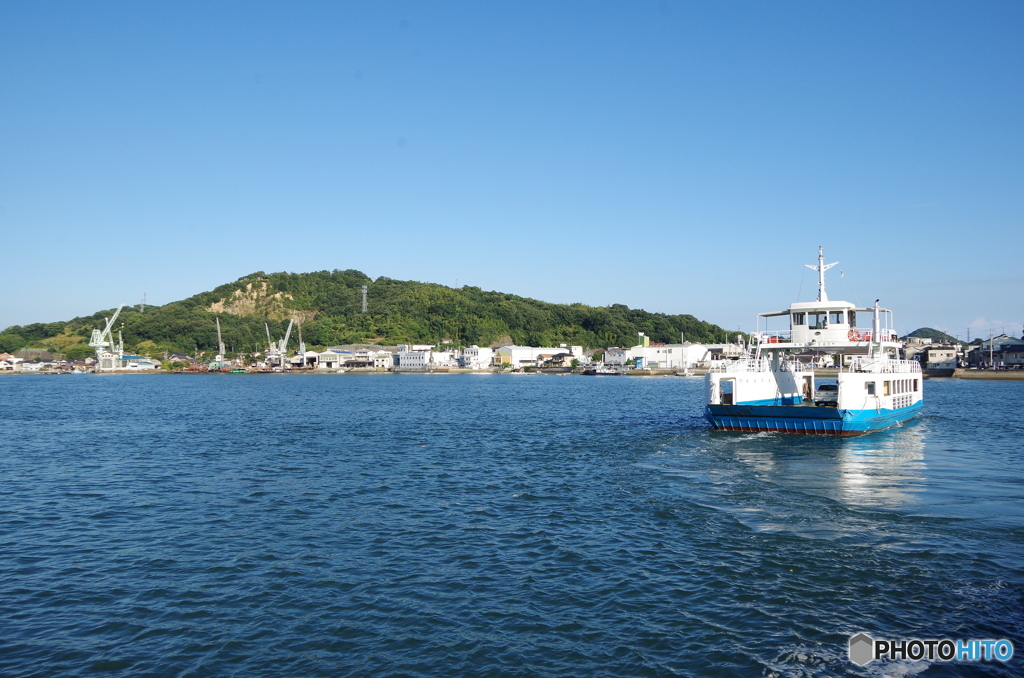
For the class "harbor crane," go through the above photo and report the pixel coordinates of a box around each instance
[215,317,226,362]
[278,319,294,369]
[89,304,125,358]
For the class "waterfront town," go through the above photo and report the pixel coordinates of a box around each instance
[2,332,1023,375]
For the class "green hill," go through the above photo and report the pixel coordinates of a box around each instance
[904,327,963,344]
[1,270,733,356]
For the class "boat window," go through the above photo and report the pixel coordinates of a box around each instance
[808,312,827,329]
[913,379,919,392]
[884,381,891,396]
[829,311,845,325]
[791,312,805,326]
[848,311,856,327]
[866,382,876,395]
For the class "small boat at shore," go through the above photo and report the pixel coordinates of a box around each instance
[705,247,923,435]
[583,366,626,376]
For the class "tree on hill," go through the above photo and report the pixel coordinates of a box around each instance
[0,333,26,353]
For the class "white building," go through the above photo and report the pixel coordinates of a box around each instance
[0,355,22,371]
[317,350,347,369]
[431,351,459,367]
[350,349,393,368]
[494,345,584,368]
[396,349,459,369]
[397,350,430,369]
[314,348,393,369]
[460,345,494,369]
[921,345,958,370]
[605,343,709,369]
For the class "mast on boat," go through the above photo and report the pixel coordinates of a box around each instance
[805,246,838,302]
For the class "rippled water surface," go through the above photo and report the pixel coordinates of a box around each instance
[1,374,1022,677]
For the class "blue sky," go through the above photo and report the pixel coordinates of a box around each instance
[2,1,1022,342]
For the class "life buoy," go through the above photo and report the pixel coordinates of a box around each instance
[848,329,859,341]
[768,336,778,343]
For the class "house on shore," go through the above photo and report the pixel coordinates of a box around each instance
[967,334,1024,368]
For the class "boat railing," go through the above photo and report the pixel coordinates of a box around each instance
[709,357,814,374]
[841,358,922,374]
[710,357,811,373]
[709,357,769,373]
[846,329,899,342]
[754,331,792,344]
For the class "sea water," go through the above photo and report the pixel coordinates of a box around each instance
[1,374,1021,677]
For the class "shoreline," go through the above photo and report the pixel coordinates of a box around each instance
[4,367,1024,380]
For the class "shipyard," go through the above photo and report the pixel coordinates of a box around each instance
[3,315,1021,379]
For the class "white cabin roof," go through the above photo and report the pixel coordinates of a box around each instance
[758,301,891,318]
[789,300,856,311]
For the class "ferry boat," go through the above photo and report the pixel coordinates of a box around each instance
[705,247,922,435]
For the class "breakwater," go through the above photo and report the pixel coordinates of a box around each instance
[951,368,1024,380]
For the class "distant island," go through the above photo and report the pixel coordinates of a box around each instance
[0,270,734,358]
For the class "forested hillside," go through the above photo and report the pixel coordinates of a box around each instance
[1,270,732,356]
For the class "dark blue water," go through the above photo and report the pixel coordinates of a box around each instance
[1,374,1021,677]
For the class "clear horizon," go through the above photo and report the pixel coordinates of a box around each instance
[2,2,1022,342]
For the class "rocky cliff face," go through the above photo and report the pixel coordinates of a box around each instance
[205,282,315,321]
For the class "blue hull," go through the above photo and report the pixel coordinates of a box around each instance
[705,401,922,436]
